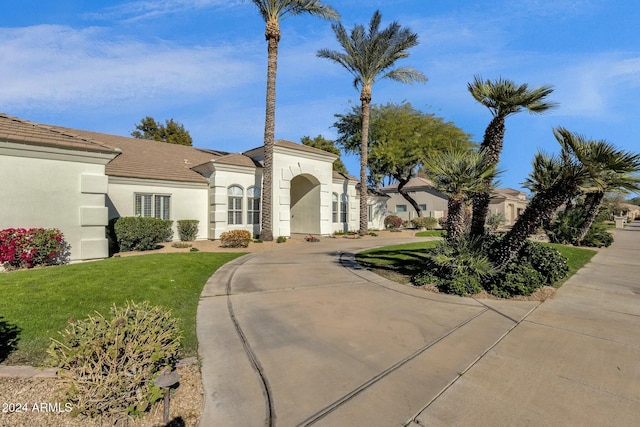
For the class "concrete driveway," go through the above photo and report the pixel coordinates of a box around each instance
[197,227,640,426]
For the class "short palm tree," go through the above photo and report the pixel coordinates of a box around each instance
[493,128,639,268]
[468,76,557,238]
[317,10,426,235]
[569,141,640,244]
[424,149,498,243]
[250,0,339,241]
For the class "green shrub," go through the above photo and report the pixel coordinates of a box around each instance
[485,212,505,233]
[0,227,69,270]
[177,220,199,241]
[411,217,438,230]
[113,217,173,252]
[440,274,483,296]
[581,223,614,247]
[47,301,181,418]
[412,236,494,296]
[220,229,252,248]
[189,247,199,252]
[488,263,545,298]
[171,242,192,248]
[384,215,403,229]
[518,241,569,286]
[276,236,287,243]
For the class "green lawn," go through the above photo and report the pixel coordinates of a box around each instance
[414,230,445,237]
[0,252,244,366]
[543,243,597,284]
[356,241,597,288]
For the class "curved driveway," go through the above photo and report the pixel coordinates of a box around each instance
[197,227,640,426]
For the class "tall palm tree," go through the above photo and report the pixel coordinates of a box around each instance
[317,10,426,235]
[250,0,339,241]
[468,76,557,238]
[424,149,498,243]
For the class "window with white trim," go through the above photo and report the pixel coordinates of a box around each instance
[247,186,261,225]
[228,185,243,225]
[332,193,339,223]
[135,193,171,220]
[340,194,348,223]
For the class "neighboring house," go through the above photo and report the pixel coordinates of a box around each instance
[618,203,639,221]
[489,188,528,226]
[0,113,388,262]
[380,177,448,221]
[380,177,528,226]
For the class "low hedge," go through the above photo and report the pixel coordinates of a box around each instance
[113,217,173,252]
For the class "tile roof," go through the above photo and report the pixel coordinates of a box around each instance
[333,171,358,181]
[246,139,338,158]
[213,153,261,168]
[50,127,221,183]
[379,177,436,191]
[0,113,116,154]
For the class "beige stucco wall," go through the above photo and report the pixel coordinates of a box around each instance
[384,188,448,221]
[0,142,114,261]
[271,147,335,237]
[208,165,262,239]
[107,177,209,240]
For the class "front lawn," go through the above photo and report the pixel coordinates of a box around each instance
[0,252,244,366]
[414,230,445,237]
[356,241,596,288]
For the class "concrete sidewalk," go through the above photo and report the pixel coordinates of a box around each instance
[197,227,640,426]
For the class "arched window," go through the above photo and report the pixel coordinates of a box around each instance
[228,185,243,225]
[332,193,339,223]
[340,194,348,223]
[247,186,261,225]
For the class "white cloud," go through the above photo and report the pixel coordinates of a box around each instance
[85,0,244,23]
[0,25,260,112]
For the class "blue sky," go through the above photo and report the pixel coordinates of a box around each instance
[2,0,639,191]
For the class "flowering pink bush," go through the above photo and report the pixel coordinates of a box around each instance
[0,228,68,270]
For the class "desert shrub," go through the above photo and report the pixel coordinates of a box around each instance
[384,215,403,230]
[412,236,494,296]
[113,217,173,252]
[171,242,192,248]
[411,217,438,230]
[276,236,287,243]
[437,216,447,228]
[47,301,181,418]
[220,229,252,248]
[177,220,199,241]
[0,227,69,270]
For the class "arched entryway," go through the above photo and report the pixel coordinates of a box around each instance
[290,174,321,234]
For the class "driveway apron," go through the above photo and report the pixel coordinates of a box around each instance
[198,227,639,426]
[197,235,539,426]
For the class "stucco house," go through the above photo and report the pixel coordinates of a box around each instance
[380,177,528,226]
[0,113,387,262]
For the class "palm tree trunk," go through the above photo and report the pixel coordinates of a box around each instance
[493,180,579,269]
[470,191,490,236]
[575,191,604,245]
[446,196,466,243]
[471,115,505,238]
[260,22,280,242]
[359,86,372,235]
[397,176,423,217]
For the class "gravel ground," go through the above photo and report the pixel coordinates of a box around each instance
[0,362,203,427]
